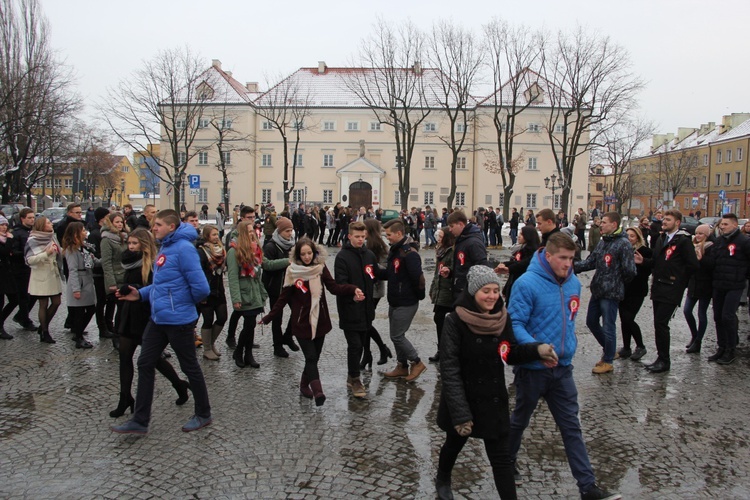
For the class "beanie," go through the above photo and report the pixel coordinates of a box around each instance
[0,215,8,226]
[95,207,110,223]
[467,265,503,296]
[275,216,293,233]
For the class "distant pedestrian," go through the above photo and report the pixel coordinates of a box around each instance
[62,222,98,349]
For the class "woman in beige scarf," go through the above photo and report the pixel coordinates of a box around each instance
[435,265,557,500]
[260,238,363,406]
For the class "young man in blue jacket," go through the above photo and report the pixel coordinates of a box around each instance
[112,210,212,435]
[507,233,620,500]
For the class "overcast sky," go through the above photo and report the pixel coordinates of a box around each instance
[41,0,750,138]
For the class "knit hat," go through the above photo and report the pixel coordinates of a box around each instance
[467,265,503,296]
[0,215,8,225]
[94,207,110,222]
[275,216,293,233]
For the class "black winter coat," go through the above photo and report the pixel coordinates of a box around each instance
[437,293,541,439]
[502,244,538,300]
[706,229,750,291]
[334,241,378,331]
[0,237,16,294]
[198,248,227,304]
[574,232,636,301]
[86,226,105,278]
[381,236,425,307]
[262,239,292,297]
[624,245,653,299]
[452,223,489,295]
[9,223,31,274]
[117,252,152,341]
[687,243,713,300]
[651,230,699,305]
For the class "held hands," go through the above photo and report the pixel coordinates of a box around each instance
[454,421,473,437]
[537,343,559,368]
[439,266,451,278]
[116,286,140,302]
[353,288,365,302]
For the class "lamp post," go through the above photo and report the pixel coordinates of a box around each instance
[544,173,563,210]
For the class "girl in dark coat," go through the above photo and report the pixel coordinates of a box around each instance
[684,224,713,353]
[197,225,227,360]
[428,228,455,362]
[436,266,557,500]
[109,228,189,418]
[260,238,362,406]
[0,216,16,339]
[617,227,653,361]
[499,225,540,301]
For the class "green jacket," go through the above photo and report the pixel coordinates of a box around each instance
[101,230,126,292]
[430,246,454,307]
[263,213,277,237]
[226,247,288,311]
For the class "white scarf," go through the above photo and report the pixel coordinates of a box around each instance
[282,248,327,339]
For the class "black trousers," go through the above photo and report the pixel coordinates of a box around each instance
[343,329,365,378]
[433,305,452,350]
[118,335,182,398]
[713,288,743,350]
[298,336,325,381]
[619,294,645,349]
[11,271,35,323]
[268,293,292,346]
[70,305,96,336]
[438,432,516,499]
[652,300,678,362]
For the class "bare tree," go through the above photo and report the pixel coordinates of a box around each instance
[595,116,654,213]
[0,0,80,204]
[70,125,118,206]
[542,26,644,215]
[482,19,545,218]
[426,21,483,210]
[253,72,313,207]
[654,146,700,210]
[101,46,207,211]
[346,19,431,210]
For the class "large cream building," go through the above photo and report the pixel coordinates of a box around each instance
[157,60,589,216]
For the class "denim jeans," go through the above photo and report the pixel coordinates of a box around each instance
[509,227,518,245]
[489,228,497,246]
[133,320,210,427]
[388,304,419,364]
[585,297,619,363]
[683,294,710,345]
[508,365,596,494]
[425,228,437,246]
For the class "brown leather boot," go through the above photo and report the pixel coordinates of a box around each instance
[405,360,427,382]
[347,376,367,398]
[384,362,409,378]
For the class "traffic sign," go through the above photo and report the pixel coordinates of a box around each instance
[189,175,201,189]
[719,190,726,200]
[190,188,200,196]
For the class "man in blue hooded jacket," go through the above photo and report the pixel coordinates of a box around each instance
[507,233,620,500]
[112,210,212,435]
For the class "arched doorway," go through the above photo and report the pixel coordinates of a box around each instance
[348,181,372,209]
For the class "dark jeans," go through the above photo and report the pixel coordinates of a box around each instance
[343,329,365,378]
[509,227,518,245]
[652,300,678,362]
[619,294,645,350]
[268,293,292,347]
[683,294,710,345]
[713,288,743,350]
[298,336,325,382]
[118,336,181,398]
[0,293,19,326]
[228,309,242,339]
[200,299,228,329]
[433,304,452,350]
[496,226,503,247]
[318,223,326,244]
[70,305,95,336]
[438,432,516,499]
[508,365,596,494]
[585,297,619,363]
[133,320,210,427]
[11,271,35,323]
[236,309,261,351]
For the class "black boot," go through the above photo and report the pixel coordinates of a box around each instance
[109,394,134,418]
[233,347,245,368]
[686,341,701,353]
[435,476,454,500]
[377,345,393,365]
[360,350,373,370]
[244,329,260,368]
[40,329,56,344]
[174,380,191,405]
[225,333,237,349]
[112,335,120,351]
[283,331,300,352]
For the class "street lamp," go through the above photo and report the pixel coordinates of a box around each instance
[544,173,563,208]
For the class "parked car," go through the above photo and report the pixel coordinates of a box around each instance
[680,215,700,234]
[0,204,27,225]
[41,207,66,224]
[699,216,722,228]
[380,209,400,223]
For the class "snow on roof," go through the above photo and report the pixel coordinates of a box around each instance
[475,68,565,109]
[711,118,750,145]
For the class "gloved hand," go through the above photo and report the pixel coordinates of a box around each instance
[454,421,473,437]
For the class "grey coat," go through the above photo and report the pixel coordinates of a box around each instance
[100,230,127,292]
[65,248,98,307]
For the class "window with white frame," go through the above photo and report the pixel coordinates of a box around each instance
[526,193,537,208]
[394,190,401,206]
[553,194,562,209]
[122,164,129,173]
[178,152,186,166]
[717,150,722,164]
[369,122,381,131]
[703,154,709,166]
[261,188,272,204]
[198,118,209,128]
[295,154,303,167]
[725,173,731,185]
[424,191,434,205]
[222,152,231,165]
[527,123,540,132]
[323,121,335,131]
[292,189,303,203]
[198,188,208,203]
[424,156,435,169]
[292,120,304,131]
[261,121,274,130]
[455,192,466,206]
[261,153,272,167]
[456,157,467,169]
[323,189,333,204]
[424,122,437,132]
[346,121,359,131]
[554,124,565,133]
[64,179,73,189]
[175,119,186,129]
[702,176,707,187]
[323,154,334,167]
[198,152,208,165]
[220,119,232,129]
[738,148,743,161]
[456,123,469,133]
[727,149,733,162]
[528,157,538,170]
[736,172,742,185]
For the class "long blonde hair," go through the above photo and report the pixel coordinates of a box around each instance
[103,212,128,243]
[129,228,156,284]
[234,220,262,267]
[626,227,646,250]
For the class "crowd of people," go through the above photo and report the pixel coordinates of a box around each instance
[6,197,750,499]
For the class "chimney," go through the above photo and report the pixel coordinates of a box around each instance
[676,127,696,143]
[318,61,327,74]
[212,59,222,69]
[225,71,232,77]
[246,82,259,93]
[413,61,422,75]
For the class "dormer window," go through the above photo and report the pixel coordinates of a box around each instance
[524,82,544,104]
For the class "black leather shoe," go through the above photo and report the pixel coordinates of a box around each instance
[428,351,440,363]
[716,349,736,365]
[645,359,670,373]
[685,342,701,354]
[435,477,454,500]
[708,348,725,362]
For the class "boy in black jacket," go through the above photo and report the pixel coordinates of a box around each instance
[381,219,427,382]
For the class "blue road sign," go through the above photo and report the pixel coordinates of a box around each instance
[189,175,200,189]
[719,190,726,200]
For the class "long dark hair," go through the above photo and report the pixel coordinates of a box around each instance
[292,237,319,265]
[520,225,540,249]
[364,218,388,260]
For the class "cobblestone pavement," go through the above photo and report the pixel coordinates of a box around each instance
[2,247,750,499]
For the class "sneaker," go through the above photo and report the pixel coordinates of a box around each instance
[581,484,621,500]
[616,348,632,360]
[111,420,149,435]
[716,349,736,365]
[405,360,427,382]
[630,346,647,361]
[592,362,613,374]
[182,414,212,432]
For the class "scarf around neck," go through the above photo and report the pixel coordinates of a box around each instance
[455,305,508,336]
[25,230,63,271]
[121,250,143,270]
[272,230,294,252]
[201,242,226,274]
[102,229,127,244]
[282,251,327,339]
